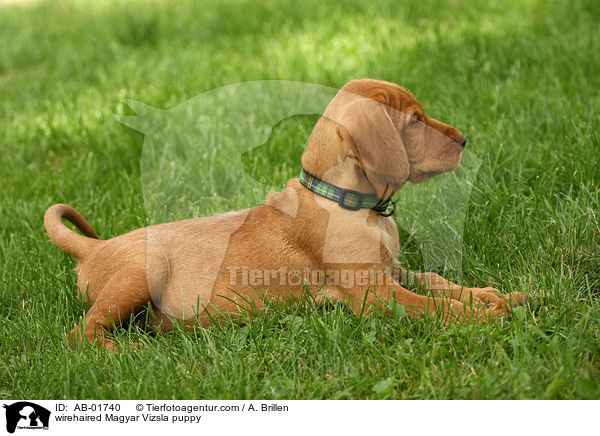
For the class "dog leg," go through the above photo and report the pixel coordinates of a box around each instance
[344,283,496,323]
[70,273,151,351]
[403,269,526,314]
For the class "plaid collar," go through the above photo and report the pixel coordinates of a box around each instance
[299,168,396,216]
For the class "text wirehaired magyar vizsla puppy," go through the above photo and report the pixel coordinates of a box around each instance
[45,79,525,350]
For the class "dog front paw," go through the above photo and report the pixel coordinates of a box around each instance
[464,287,527,312]
[438,299,491,324]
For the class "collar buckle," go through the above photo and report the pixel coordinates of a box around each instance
[338,189,364,211]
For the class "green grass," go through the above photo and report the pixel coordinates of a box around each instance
[1,0,599,399]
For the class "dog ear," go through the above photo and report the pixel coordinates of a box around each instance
[335,98,410,198]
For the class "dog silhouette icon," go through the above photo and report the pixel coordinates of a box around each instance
[3,402,50,434]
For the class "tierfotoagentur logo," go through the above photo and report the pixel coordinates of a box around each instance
[116,80,481,319]
[226,266,400,289]
[2,402,50,434]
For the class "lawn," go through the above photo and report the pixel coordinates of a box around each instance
[0,0,599,399]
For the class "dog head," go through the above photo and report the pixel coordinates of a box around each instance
[302,79,466,200]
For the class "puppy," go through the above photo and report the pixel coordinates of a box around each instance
[45,79,525,349]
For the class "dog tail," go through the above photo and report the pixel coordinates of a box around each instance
[44,204,100,259]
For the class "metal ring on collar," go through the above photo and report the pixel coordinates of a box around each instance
[375,199,396,217]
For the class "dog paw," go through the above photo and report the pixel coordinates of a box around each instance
[439,298,506,324]
[464,287,503,305]
[464,288,527,313]
[440,299,486,324]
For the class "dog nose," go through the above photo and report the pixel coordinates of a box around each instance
[457,134,467,149]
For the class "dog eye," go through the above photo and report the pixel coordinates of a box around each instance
[409,115,420,125]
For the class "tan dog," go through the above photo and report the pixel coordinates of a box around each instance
[45,79,525,350]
